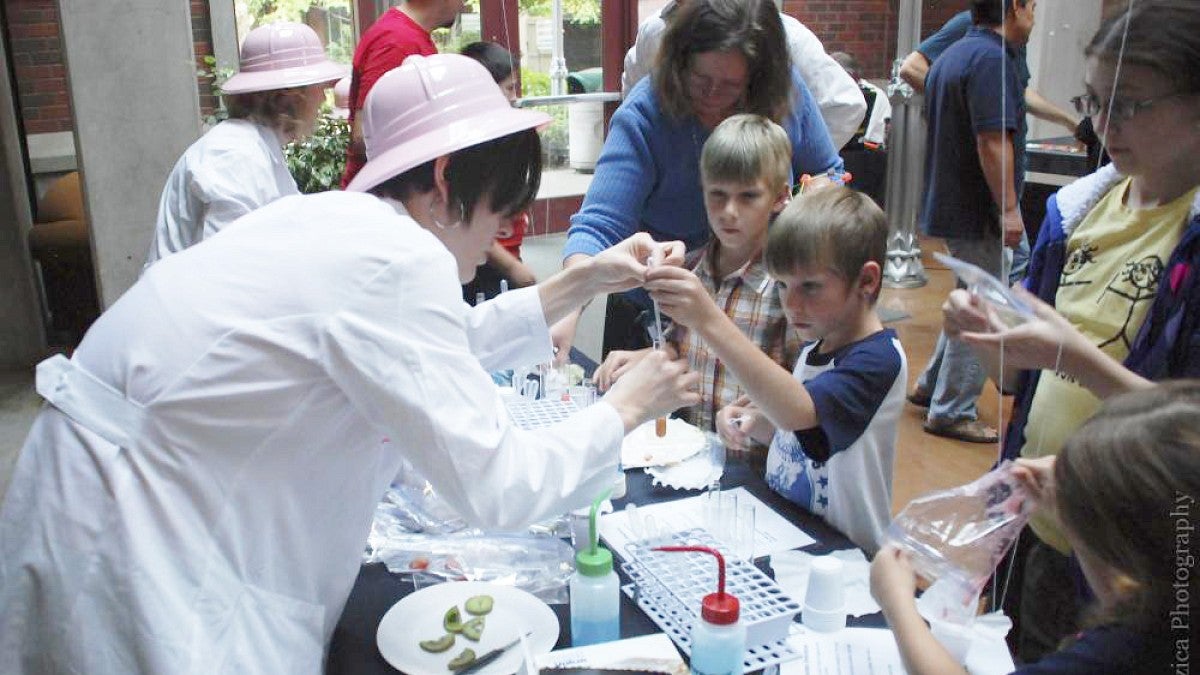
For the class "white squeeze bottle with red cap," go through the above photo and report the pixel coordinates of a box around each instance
[655,545,745,675]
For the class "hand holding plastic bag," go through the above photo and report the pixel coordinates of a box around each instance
[884,461,1033,619]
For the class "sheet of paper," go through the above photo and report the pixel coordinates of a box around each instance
[599,487,816,559]
[537,632,685,673]
[780,620,1016,675]
[782,626,907,674]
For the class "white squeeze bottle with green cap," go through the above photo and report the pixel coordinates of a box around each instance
[570,492,620,646]
[655,545,745,675]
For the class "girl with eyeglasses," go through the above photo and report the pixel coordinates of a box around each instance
[942,0,1200,663]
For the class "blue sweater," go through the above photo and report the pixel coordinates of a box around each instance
[564,74,842,309]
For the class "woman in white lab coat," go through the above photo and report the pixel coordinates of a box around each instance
[144,21,347,269]
[0,54,699,674]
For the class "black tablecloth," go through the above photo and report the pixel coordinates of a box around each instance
[327,455,886,674]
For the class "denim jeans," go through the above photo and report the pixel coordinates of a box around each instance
[918,236,1006,424]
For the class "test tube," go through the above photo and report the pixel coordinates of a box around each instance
[649,246,667,437]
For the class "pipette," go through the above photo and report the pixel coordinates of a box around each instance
[648,247,667,437]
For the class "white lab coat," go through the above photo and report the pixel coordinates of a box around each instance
[144,118,299,270]
[0,191,624,674]
[620,2,867,149]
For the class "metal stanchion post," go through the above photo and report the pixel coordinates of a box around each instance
[882,0,928,289]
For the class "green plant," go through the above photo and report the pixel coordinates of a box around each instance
[285,112,351,193]
[520,68,551,97]
[197,55,234,128]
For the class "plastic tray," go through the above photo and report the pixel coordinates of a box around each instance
[622,529,802,671]
[505,397,578,430]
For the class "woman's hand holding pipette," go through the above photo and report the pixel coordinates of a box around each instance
[604,349,700,433]
[590,233,685,294]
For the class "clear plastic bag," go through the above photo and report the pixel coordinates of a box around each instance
[885,461,1033,620]
[363,461,574,603]
[934,252,1036,328]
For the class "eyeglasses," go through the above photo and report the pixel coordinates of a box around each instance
[1070,92,1191,122]
[687,71,746,99]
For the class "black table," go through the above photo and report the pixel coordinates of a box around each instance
[327,455,886,674]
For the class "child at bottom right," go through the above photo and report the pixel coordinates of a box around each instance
[871,380,1200,673]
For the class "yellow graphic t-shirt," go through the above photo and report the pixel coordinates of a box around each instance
[1022,177,1196,553]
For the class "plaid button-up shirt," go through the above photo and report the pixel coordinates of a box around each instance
[672,242,803,433]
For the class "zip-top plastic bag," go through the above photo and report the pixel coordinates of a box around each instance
[884,461,1034,623]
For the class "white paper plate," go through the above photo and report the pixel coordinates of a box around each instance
[620,418,707,469]
[376,581,559,675]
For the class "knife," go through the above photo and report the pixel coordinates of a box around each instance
[452,632,532,674]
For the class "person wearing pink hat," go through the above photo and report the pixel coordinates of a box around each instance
[143,21,347,270]
[0,53,698,673]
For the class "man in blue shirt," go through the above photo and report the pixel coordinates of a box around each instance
[899,9,1078,135]
[909,0,1036,444]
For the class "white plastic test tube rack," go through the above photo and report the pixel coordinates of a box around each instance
[505,398,579,430]
[622,528,802,672]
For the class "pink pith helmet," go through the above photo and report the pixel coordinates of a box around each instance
[222,22,349,95]
[330,76,352,119]
[346,54,551,194]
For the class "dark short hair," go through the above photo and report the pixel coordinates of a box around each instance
[1086,0,1200,97]
[1056,380,1200,633]
[224,87,308,138]
[460,41,515,85]
[369,128,542,221]
[765,186,888,302]
[970,0,1028,27]
[654,0,793,123]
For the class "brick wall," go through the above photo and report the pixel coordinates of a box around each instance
[782,1,967,81]
[6,1,217,137]
[7,0,71,134]
[191,0,220,118]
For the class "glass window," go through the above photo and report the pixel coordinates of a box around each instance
[234,1,355,64]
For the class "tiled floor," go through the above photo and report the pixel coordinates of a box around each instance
[0,235,1005,513]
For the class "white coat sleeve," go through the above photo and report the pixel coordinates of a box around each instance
[189,151,286,241]
[465,286,554,371]
[783,18,867,150]
[321,248,623,531]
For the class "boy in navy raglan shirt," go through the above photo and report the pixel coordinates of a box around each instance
[647,186,906,552]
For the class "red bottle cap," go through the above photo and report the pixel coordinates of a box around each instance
[701,589,740,625]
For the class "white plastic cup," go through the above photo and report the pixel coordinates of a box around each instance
[802,555,846,632]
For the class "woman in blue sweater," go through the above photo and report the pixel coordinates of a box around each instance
[555,0,843,358]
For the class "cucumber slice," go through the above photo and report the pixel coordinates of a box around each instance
[418,634,455,653]
[443,605,464,633]
[464,594,493,616]
[447,647,477,671]
[460,616,486,642]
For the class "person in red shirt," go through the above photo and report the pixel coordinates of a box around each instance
[342,0,465,186]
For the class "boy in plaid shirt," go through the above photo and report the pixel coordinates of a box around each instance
[594,114,801,434]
